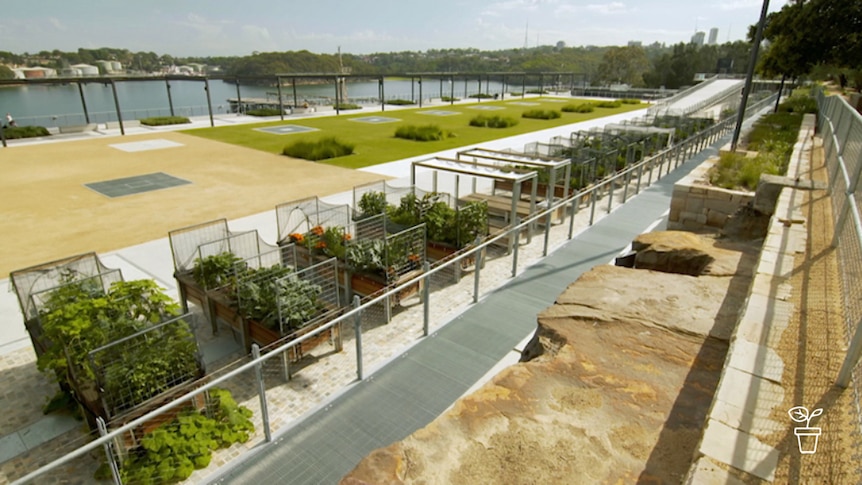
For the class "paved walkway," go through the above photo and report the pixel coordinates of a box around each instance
[210,133,726,485]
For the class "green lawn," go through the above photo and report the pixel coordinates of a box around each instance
[183,98,646,169]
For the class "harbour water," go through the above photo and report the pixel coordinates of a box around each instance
[0,78,548,128]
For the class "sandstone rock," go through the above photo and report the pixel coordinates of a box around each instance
[632,230,754,277]
[341,255,757,485]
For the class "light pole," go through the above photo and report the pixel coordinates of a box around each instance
[731,0,770,151]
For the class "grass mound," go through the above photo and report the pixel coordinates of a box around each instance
[2,125,50,139]
[621,98,641,104]
[470,93,494,99]
[522,109,561,120]
[334,103,362,110]
[139,116,191,126]
[441,96,460,102]
[595,100,622,108]
[394,124,453,141]
[469,115,519,128]
[283,136,355,161]
[386,99,415,106]
[561,103,595,113]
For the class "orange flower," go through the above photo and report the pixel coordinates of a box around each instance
[289,233,305,243]
[343,233,352,241]
[311,225,325,236]
[315,241,327,249]
[408,253,421,263]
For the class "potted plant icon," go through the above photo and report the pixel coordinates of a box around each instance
[788,406,823,454]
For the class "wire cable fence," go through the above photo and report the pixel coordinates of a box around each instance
[10,94,776,485]
[818,91,862,443]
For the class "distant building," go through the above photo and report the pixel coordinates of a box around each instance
[13,67,57,79]
[94,60,123,74]
[71,64,99,76]
[691,31,706,46]
[708,28,719,46]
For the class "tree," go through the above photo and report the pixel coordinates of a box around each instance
[0,65,14,80]
[596,46,650,86]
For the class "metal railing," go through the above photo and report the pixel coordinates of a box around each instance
[10,94,774,485]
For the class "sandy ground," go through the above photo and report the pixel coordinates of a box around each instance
[0,132,384,275]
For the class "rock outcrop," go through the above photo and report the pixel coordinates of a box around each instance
[341,233,758,485]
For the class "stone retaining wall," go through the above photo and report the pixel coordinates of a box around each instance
[668,156,754,230]
[684,113,816,483]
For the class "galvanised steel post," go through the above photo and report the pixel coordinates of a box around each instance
[234,79,242,115]
[204,78,215,127]
[96,418,121,485]
[353,295,363,380]
[276,76,284,121]
[473,248,482,303]
[109,80,125,136]
[731,0,770,151]
[450,75,455,105]
[568,191,580,239]
[511,216,520,277]
[636,162,644,195]
[607,178,614,214]
[251,344,272,442]
[78,82,91,123]
[292,78,298,111]
[165,79,175,117]
[380,77,386,111]
[589,190,597,226]
[423,261,430,336]
[543,207,551,257]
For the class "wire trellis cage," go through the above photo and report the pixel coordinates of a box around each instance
[275,196,353,246]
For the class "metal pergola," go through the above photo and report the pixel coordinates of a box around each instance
[411,156,538,253]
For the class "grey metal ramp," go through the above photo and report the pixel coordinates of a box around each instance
[214,139,728,485]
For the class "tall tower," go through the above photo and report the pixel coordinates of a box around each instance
[708,28,719,45]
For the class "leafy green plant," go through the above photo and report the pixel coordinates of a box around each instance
[139,116,191,126]
[283,136,355,161]
[621,98,641,104]
[522,109,561,120]
[386,99,415,106]
[595,100,622,108]
[394,124,453,141]
[456,201,489,247]
[245,108,282,116]
[346,239,387,275]
[117,388,254,484]
[424,201,457,244]
[3,125,50,139]
[193,252,246,289]
[333,103,362,110]
[526,89,548,94]
[470,93,495,99]
[562,103,595,113]
[358,191,388,217]
[441,96,460,102]
[469,114,519,128]
[235,264,304,330]
[38,279,196,414]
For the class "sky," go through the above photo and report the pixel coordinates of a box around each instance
[1,0,787,57]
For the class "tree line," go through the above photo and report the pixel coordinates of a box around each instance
[3,3,860,91]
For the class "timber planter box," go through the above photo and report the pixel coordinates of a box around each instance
[350,269,424,307]
[247,315,343,362]
[426,240,486,272]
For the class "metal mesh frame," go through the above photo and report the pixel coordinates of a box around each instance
[456,148,572,207]
[28,269,124,318]
[275,196,352,244]
[168,219,231,273]
[352,180,445,218]
[346,222,427,285]
[276,258,343,336]
[10,252,120,320]
[192,230,284,290]
[87,314,204,419]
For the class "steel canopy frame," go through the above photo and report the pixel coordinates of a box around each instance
[411,156,538,253]
[455,147,573,221]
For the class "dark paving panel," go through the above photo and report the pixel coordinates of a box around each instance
[349,116,401,124]
[84,172,190,198]
[254,124,319,135]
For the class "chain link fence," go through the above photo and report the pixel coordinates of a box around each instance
[818,91,862,444]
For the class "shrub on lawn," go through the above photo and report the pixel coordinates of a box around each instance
[508,91,523,97]
[139,116,191,126]
[394,124,453,141]
[595,100,622,108]
[526,89,548,94]
[386,99,415,106]
[561,103,595,113]
[470,93,494,99]
[621,98,641,104]
[333,103,362,110]
[469,115,519,128]
[283,137,355,161]
[2,125,50,139]
[777,94,817,114]
[441,96,460,102]
[522,109,561,120]
[246,108,282,117]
